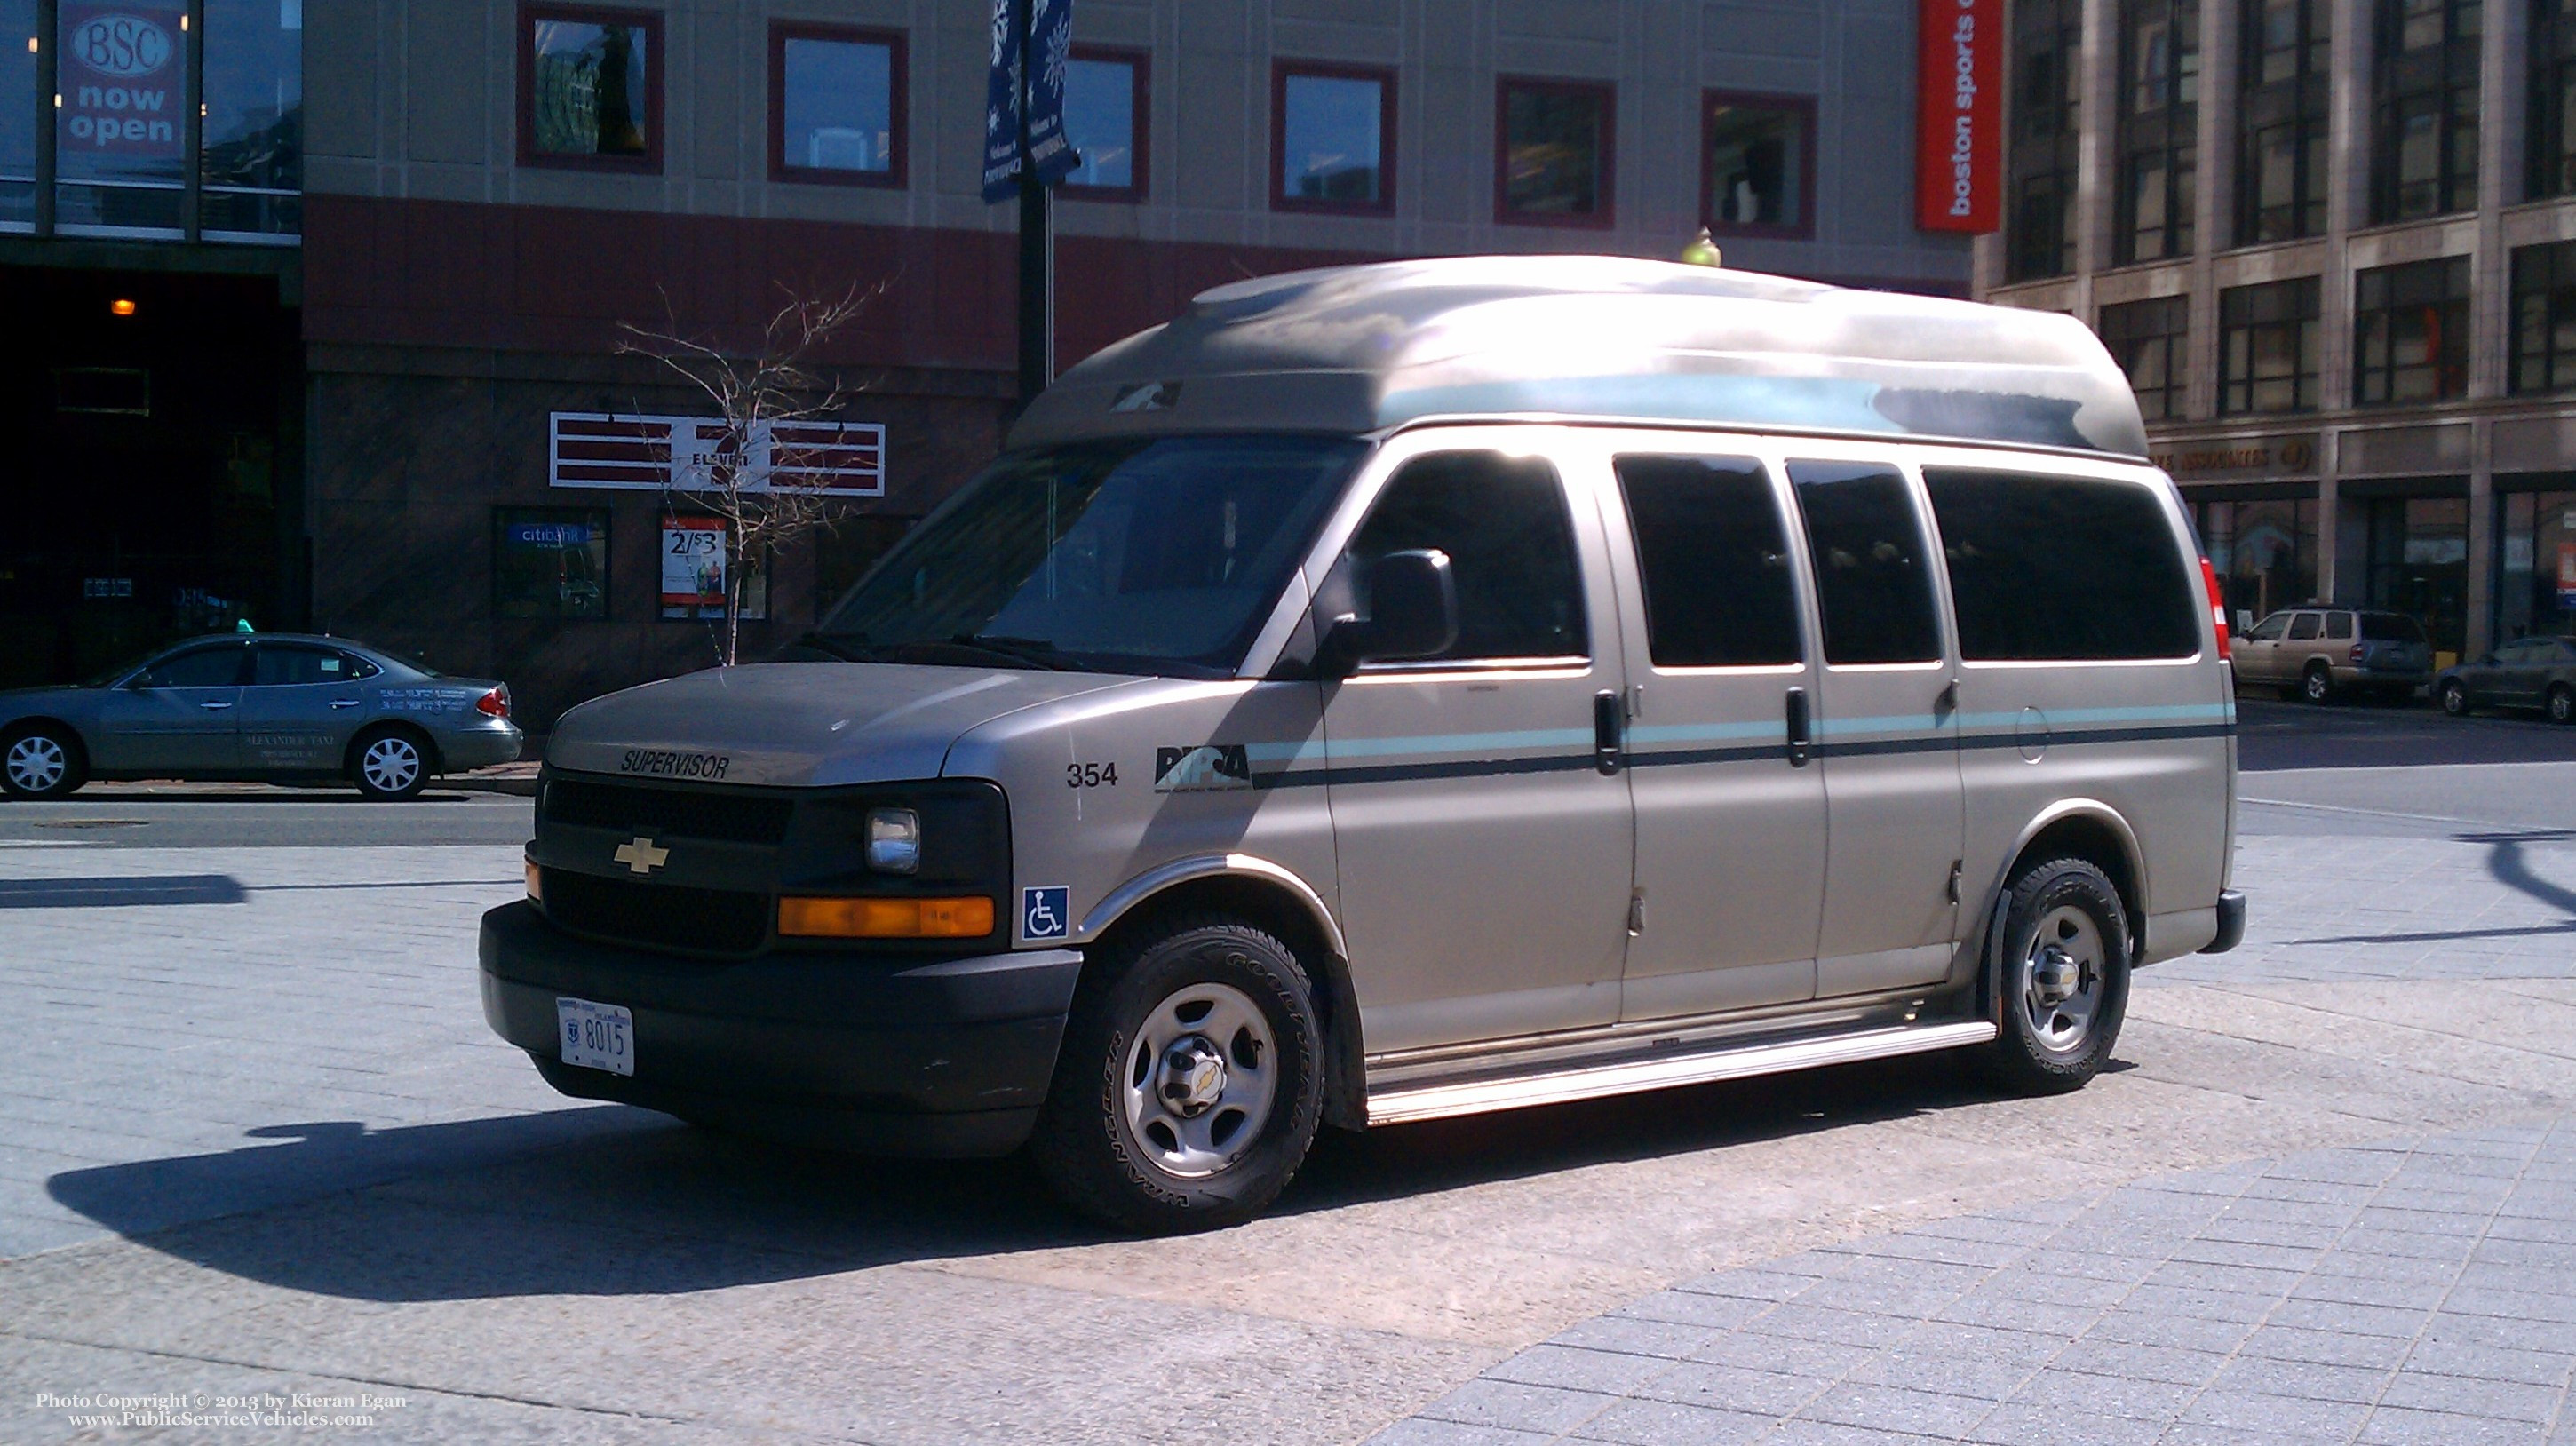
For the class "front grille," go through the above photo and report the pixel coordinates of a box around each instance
[544,778,795,846]
[542,869,770,955]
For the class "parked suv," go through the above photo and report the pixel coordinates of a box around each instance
[479,258,2242,1233]
[2232,608,2432,703]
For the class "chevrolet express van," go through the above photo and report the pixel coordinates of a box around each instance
[481,258,2246,1233]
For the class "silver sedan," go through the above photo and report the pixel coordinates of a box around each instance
[0,634,523,800]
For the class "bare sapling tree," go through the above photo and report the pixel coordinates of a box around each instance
[619,282,886,667]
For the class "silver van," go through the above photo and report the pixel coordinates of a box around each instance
[481,258,2245,1233]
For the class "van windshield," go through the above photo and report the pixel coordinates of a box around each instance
[808,435,1367,678]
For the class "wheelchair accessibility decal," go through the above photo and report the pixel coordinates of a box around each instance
[1022,886,1071,941]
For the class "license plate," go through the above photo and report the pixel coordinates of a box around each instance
[556,997,634,1076]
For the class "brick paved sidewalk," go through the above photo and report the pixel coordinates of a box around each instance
[1377,1122,2576,1446]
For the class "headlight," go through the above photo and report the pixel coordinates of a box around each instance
[865,807,921,874]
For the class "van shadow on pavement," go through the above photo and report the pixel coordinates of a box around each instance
[42,1050,2017,1303]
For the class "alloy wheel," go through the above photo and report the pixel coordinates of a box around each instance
[360,736,422,794]
[1120,981,1279,1180]
[4,735,68,794]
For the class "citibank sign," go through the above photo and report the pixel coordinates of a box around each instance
[1914,0,2000,234]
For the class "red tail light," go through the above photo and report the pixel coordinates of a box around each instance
[2199,558,2232,662]
[2350,644,2366,663]
[475,687,511,719]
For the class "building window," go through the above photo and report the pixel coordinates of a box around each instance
[769,24,903,187]
[0,0,29,229]
[2534,0,2576,197]
[1062,46,1145,199]
[2098,296,2191,422]
[2237,0,2329,243]
[495,508,610,622]
[520,4,659,171]
[2354,257,2470,404]
[1496,78,1612,226]
[2198,497,2320,623]
[1702,92,1812,237]
[1273,62,1392,213]
[2512,241,2576,393]
[2115,0,2199,265]
[2365,496,2469,655]
[2369,0,2479,222]
[2496,490,2576,641]
[2008,0,2083,281]
[2219,278,2320,414]
[198,0,302,238]
[54,1,190,232]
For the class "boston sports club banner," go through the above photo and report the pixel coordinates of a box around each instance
[1915,0,2000,234]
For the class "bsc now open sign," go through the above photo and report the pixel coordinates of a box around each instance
[60,4,185,155]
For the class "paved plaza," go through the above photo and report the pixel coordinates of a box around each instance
[1,705,2573,1442]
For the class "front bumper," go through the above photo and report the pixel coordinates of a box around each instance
[478,901,1081,1156]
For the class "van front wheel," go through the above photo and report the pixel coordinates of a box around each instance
[1030,915,1324,1235]
[1981,857,2131,1096]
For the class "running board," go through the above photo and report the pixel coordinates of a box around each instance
[1364,1020,1999,1127]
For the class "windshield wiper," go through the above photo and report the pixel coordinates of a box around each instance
[950,633,1097,672]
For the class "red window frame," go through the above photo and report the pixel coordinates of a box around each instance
[1493,76,1616,229]
[1700,90,1818,241]
[1061,44,1149,202]
[518,2,664,174]
[768,21,909,189]
[1271,60,1397,216]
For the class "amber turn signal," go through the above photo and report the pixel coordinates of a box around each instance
[524,859,542,902]
[777,895,994,939]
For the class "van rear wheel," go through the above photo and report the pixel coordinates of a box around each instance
[1980,857,2130,1096]
[1030,914,1324,1235]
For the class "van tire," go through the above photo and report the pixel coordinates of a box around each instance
[2301,663,2334,704]
[1980,857,2130,1097]
[1030,914,1324,1235]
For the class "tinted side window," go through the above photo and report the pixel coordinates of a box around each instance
[2325,612,2355,640]
[2246,613,2291,640]
[254,645,349,687]
[2288,612,2323,640]
[1786,461,1942,665]
[1615,456,1803,667]
[141,644,245,688]
[1922,469,2201,662]
[339,653,384,680]
[1347,452,1587,662]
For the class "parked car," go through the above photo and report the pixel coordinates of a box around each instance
[2436,636,2576,723]
[2231,607,2433,703]
[0,633,523,800]
[481,256,2241,1234]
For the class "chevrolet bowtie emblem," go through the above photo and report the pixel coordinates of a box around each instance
[613,836,670,875]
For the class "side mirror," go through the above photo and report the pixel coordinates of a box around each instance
[1323,550,1459,675]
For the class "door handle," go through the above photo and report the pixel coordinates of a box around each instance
[199,700,233,711]
[1785,687,1811,767]
[1593,690,1623,775]
[329,700,361,709]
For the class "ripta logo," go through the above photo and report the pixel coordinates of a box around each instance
[1154,743,1252,792]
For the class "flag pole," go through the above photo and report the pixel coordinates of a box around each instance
[1014,0,1053,404]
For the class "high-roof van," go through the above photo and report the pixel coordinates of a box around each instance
[481,257,2246,1233]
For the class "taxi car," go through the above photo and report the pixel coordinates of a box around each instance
[0,633,522,800]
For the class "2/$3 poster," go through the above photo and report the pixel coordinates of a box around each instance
[660,519,766,621]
